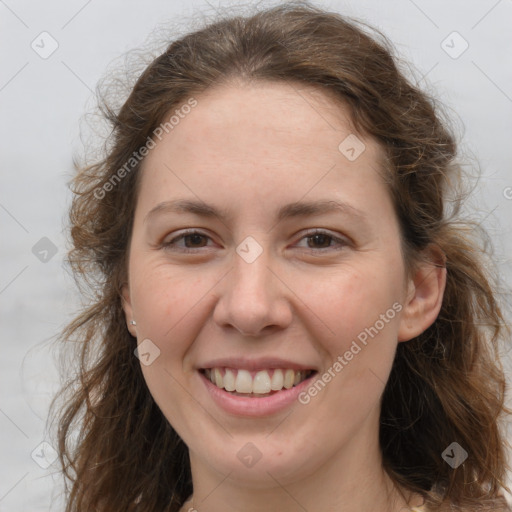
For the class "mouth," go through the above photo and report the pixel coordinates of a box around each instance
[200,367,317,397]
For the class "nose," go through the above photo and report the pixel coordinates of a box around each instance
[212,244,293,337]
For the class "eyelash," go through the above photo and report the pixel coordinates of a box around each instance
[161,229,349,254]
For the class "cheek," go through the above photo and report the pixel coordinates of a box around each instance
[131,262,207,337]
[128,269,198,388]
[292,262,403,422]
[292,268,402,443]
[130,265,214,422]
[302,263,403,355]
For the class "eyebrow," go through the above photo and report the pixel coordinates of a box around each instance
[144,198,367,225]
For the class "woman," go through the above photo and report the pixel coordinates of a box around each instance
[54,2,511,511]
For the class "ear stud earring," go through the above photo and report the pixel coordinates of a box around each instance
[130,320,137,326]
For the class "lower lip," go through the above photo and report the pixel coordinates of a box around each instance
[199,371,316,417]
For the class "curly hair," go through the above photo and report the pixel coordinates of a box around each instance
[52,1,511,510]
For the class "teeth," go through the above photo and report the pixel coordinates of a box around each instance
[235,369,253,393]
[205,368,312,394]
[283,369,295,389]
[214,368,223,388]
[223,368,236,392]
[270,369,284,391]
[253,370,271,394]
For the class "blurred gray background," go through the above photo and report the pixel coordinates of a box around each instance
[1,0,511,510]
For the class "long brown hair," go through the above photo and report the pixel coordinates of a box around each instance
[52,1,511,510]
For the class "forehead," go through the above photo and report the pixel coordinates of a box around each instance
[156,80,367,162]
[136,80,388,220]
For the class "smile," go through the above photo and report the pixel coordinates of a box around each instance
[201,367,315,396]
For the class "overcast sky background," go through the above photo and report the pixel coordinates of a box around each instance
[1,0,511,510]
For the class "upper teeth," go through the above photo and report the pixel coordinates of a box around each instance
[204,368,312,394]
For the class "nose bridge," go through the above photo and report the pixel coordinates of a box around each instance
[233,243,272,301]
[213,236,291,335]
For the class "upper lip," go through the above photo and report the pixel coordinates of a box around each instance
[198,357,317,372]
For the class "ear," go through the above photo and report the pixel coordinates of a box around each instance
[398,246,446,342]
[121,282,137,338]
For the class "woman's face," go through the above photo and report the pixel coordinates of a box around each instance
[123,81,435,488]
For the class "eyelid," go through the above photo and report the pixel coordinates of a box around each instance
[160,228,350,253]
[296,228,351,249]
[161,228,217,252]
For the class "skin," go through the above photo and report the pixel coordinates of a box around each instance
[122,80,446,512]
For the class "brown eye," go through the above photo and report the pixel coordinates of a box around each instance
[181,233,208,248]
[162,230,213,253]
[295,230,348,252]
[306,233,333,249]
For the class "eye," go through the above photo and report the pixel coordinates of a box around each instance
[294,229,349,252]
[160,228,349,254]
[161,230,214,253]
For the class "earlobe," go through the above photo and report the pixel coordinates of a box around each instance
[121,283,137,337]
[398,248,447,342]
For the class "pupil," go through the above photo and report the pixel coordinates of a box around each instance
[187,234,204,247]
[309,234,330,248]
